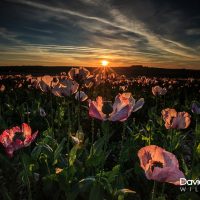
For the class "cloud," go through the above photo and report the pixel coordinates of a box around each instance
[1,0,200,68]
[0,27,23,44]
[24,27,53,34]
[11,1,198,56]
[186,28,200,36]
[0,42,199,69]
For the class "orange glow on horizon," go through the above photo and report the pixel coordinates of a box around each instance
[0,58,199,69]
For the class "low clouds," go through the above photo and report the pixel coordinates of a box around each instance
[0,0,200,68]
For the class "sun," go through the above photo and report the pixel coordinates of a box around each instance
[101,60,109,67]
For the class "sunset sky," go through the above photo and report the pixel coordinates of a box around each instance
[0,0,200,69]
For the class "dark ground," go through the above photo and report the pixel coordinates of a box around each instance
[0,65,199,78]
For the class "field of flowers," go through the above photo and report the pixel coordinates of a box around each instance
[0,67,200,200]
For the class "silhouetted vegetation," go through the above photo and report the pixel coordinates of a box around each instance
[0,65,199,78]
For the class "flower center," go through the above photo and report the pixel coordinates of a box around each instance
[13,132,25,141]
[102,101,113,117]
[151,161,163,171]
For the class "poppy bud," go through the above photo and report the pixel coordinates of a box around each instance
[39,108,46,117]
[76,128,84,143]
[0,84,5,92]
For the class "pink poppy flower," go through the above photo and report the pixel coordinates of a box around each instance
[0,123,38,157]
[52,79,79,97]
[161,108,191,129]
[37,75,54,92]
[0,84,6,92]
[161,108,177,129]
[171,112,191,129]
[138,145,185,185]
[152,86,167,96]
[89,96,106,121]
[68,67,90,81]
[68,67,94,87]
[89,93,144,122]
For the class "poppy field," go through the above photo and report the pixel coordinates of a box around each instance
[0,67,200,200]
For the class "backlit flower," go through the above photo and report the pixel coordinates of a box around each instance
[138,145,185,185]
[89,96,106,120]
[161,108,191,129]
[68,67,90,81]
[52,80,79,97]
[89,93,144,122]
[0,123,38,157]
[37,75,53,92]
[152,86,167,96]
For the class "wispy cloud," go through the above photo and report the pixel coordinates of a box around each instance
[11,0,198,56]
[1,0,200,68]
[0,27,23,44]
[0,43,199,68]
[24,27,53,34]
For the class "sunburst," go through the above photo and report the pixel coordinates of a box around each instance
[101,60,109,67]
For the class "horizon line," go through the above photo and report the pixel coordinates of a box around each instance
[0,65,199,71]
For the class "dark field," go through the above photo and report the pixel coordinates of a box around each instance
[0,67,200,200]
[0,65,200,78]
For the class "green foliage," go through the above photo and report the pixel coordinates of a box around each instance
[0,75,199,200]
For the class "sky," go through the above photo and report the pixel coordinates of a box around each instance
[0,0,200,69]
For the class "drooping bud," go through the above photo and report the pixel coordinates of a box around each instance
[76,127,84,143]
[39,107,46,117]
[71,127,85,147]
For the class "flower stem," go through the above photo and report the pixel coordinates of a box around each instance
[100,121,109,173]
[67,101,71,168]
[26,103,30,124]
[191,117,198,177]
[149,122,152,145]
[91,118,95,155]
[45,159,50,174]
[163,95,166,108]
[50,92,54,138]
[120,122,126,162]
[103,121,109,158]
[196,117,198,133]
[77,88,81,129]
[20,153,32,200]
[151,181,156,200]
[91,118,95,175]
[156,96,157,111]
[161,183,165,198]
[169,129,173,152]
[155,96,158,119]
[44,117,50,130]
